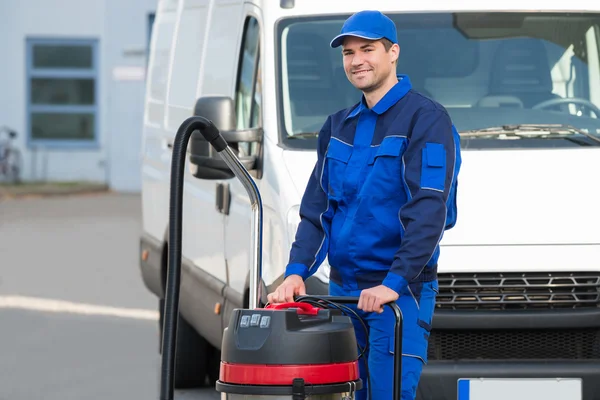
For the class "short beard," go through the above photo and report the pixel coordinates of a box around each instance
[359,74,386,93]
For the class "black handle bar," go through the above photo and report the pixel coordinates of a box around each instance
[295,295,403,400]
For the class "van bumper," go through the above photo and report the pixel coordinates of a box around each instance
[418,360,599,400]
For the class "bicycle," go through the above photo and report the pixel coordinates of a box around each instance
[0,126,22,184]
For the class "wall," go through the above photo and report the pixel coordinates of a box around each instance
[0,0,157,191]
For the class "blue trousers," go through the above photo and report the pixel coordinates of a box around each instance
[329,280,437,400]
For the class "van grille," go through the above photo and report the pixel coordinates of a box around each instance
[436,272,600,310]
[428,328,600,360]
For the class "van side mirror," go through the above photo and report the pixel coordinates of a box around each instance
[189,96,262,180]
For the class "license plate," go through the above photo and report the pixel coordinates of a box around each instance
[457,378,582,400]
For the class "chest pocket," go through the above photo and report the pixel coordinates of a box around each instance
[365,135,408,198]
[325,138,353,198]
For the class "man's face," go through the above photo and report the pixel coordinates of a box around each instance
[341,36,398,92]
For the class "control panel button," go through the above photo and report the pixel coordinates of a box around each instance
[250,313,261,326]
[240,315,250,328]
[260,316,271,328]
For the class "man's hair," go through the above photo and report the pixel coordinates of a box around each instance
[380,38,394,52]
[380,38,397,65]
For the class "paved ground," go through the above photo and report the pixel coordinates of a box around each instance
[0,193,218,400]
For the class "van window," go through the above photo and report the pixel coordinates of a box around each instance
[146,10,177,126]
[236,17,260,130]
[235,16,262,157]
[276,12,600,150]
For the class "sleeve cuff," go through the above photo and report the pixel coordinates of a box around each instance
[285,263,310,280]
[382,272,408,295]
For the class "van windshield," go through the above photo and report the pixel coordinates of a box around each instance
[276,12,600,150]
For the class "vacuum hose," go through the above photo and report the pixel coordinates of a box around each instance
[160,116,224,400]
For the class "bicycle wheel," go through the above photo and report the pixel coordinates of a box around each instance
[6,147,22,184]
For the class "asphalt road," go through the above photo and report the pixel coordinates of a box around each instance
[0,193,218,400]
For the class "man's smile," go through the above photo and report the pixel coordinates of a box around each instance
[352,68,372,76]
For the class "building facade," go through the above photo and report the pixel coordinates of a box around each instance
[0,0,158,192]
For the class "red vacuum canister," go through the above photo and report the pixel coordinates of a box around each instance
[215,302,363,399]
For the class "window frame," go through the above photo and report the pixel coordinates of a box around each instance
[25,37,100,149]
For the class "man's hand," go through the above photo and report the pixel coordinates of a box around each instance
[358,285,399,313]
[267,275,306,304]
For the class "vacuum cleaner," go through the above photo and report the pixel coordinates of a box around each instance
[159,116,404,400]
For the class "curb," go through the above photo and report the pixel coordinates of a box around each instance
[0,182,110,200]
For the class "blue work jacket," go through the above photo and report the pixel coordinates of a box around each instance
[286,75,462,295]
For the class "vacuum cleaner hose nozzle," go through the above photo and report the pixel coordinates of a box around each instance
[197,119,227,152]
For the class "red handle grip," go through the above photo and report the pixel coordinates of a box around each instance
[265,302,320,315]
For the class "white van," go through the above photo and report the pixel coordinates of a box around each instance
[139,0,600,398]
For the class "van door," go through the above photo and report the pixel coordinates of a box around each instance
[170,0,227,348]
[223,7,263,307]
[173,1,227,285]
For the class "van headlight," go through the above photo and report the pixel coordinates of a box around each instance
[285,205,330,284]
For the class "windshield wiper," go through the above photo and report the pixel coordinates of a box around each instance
[460,124,600,145]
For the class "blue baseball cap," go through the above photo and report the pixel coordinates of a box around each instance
[330,10,398,48]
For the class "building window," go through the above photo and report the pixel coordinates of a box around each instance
[26,38,99,148]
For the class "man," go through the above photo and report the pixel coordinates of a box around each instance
[267,10,462,400]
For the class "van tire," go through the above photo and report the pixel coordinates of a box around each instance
[158,298,209,388]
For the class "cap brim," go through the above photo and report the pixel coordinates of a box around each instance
[329,31,384,48]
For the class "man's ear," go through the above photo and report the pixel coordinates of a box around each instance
[391,43,400,64]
